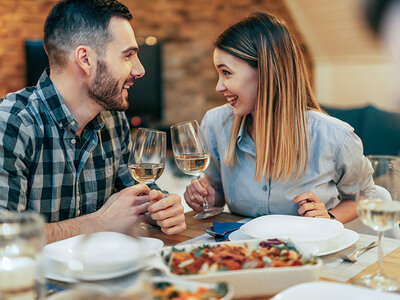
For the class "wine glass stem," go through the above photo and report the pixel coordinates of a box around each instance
[377,231,384,276]
[197,175,209,210]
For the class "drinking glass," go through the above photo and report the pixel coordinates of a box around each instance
[170,120,224,219]
[128,128,166,185]
[128,128,166,231]
[0,211,45,299]
[353,155,400,291]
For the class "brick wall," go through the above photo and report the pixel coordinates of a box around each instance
[0,0,307,125]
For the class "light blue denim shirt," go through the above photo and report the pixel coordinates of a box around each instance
[201,104,373,218]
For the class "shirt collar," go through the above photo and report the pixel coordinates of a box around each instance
[236,114,255,156]
[35,68,104,132]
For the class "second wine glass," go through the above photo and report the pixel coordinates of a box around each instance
[170,120,224,219]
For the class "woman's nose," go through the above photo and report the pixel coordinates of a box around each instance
[215,78,226,92]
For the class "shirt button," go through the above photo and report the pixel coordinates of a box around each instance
[263,185,268,192]
[71,138,76,144]
[70,120,76,126]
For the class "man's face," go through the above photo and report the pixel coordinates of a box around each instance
[88,17,145,111]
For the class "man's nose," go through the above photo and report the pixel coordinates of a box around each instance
[131,58,145,79]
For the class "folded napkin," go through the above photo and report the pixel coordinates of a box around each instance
[210,221,244,242]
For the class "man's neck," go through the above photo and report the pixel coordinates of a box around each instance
[50,70,103,136]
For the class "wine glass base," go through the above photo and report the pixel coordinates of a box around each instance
[193,207,224,219]
[352,273,400,292]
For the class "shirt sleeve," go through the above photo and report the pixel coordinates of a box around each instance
[0,112,35,211]
[201,111,224,196]
[333,130,374,201]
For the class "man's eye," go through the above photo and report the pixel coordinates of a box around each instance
[125,54,133,60]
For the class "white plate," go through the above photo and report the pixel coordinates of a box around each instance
[271,281,400,300]
[43,232,163,282]
[240,215,343,242]
[229,228,359,256]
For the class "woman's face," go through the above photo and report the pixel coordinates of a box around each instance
[213,48,258,117]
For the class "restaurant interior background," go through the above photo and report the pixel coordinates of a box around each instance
[0,0,398,210]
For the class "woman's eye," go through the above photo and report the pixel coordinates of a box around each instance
[222,70,231,76]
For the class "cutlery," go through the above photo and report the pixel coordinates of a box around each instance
[339,241,379,263]
[204,228,238,239]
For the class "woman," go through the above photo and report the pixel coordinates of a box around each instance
[184,12,373,223]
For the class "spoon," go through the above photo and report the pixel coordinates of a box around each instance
[339,241,379,263]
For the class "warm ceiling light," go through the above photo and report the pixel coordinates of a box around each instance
[145,36,158,46]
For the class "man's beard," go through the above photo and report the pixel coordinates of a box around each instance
[88,59,130,111]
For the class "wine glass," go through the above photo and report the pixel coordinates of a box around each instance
[128,128,166,185]
[128,128,166,230]
[170,120,224,219]
[353,155,400,291]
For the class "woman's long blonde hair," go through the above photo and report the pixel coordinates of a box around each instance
[215,12,321,182]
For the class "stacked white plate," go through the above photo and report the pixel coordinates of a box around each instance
[230,215,359,256]
[43,232,163,282]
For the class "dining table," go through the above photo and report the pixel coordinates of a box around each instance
[137,211,400,299]
[46,211,400,299]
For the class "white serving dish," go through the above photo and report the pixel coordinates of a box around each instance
[153,239,322,299]
[240,215,343,242]
[229,228,359,256]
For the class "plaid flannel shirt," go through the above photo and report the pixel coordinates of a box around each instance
[0,69,155,222]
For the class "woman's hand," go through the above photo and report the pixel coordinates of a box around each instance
[293,191,330,219]
[183,178,216,213]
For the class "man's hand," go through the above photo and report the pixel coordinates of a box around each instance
[95,183,151,233]
[148,190,186,235]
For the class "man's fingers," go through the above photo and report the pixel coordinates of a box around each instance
[161,222,187,235]
[148,194,180,213]
[124,183,150,196]
[151,202,184,221]
[149,189,164,202]
[131,201,151,215]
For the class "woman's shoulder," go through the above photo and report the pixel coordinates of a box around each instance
[307,109,354,134]
[202,104,234,128]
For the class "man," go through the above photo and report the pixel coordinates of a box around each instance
[0,0,186,243]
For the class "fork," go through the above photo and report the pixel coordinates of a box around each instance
[339,241,379,263]
[204,228,238,239]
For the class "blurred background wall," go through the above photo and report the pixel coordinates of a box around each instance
[0,0,396,128]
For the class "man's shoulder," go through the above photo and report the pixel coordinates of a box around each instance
[1,87,37,114]
[0,87,40,128]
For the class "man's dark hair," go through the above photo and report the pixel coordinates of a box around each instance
[44,0,132,67]
[363,0,399,35]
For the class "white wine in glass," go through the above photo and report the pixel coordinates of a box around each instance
[353,155,400,291]
[170,120,224,219]
[128,128,166,231]
[128,128,166,184]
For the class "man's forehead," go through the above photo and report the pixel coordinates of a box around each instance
[108,17,137,46]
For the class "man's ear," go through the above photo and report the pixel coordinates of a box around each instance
[74,46,96,76]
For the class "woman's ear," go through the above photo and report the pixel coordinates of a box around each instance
[74,46,96,76]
